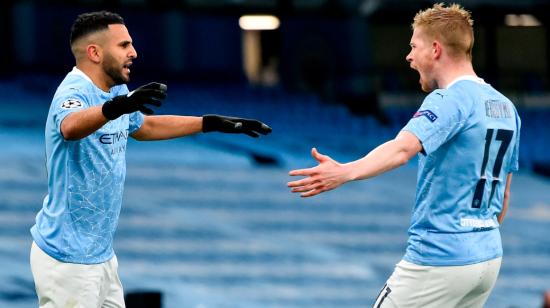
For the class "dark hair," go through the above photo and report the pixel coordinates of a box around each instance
[70,11,125,45]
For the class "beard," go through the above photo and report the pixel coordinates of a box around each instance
[103,53,129,86]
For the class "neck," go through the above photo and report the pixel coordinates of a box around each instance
[75,62,112,92]
[436,57,476,89]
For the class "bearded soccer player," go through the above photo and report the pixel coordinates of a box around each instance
[30,11,271,307]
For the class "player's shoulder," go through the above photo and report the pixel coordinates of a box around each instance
[51,73,96,112]
[425,88,450,100]
[429,79,491,108]
[416,86,476,124]
[422,87,462,108]
[55,72,93,99]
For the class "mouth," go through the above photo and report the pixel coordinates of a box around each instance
[123,62,132,74]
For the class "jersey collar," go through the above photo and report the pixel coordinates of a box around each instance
[446,75,486,89]
[69,66,93,83]
[69,66,113,95]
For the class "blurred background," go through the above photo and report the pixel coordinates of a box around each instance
[0,0,549,307]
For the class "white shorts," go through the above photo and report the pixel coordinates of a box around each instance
[30,242,125,308]
[373,258,502,308]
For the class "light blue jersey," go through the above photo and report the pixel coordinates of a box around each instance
[31,67,144,264]
[402,76,520,266]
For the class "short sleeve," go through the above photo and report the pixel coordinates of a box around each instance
[128,111,144,134]
[507,114,521,172]
[51,90,89,135]
[402,90,469,155]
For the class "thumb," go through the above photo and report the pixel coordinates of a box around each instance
[311,147,329,163]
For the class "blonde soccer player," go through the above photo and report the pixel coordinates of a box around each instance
[288,4,520,307]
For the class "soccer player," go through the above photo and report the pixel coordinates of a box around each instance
[288,4,520,307]
[30,11,271,308]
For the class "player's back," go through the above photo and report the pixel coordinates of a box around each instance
[403,77,520,266]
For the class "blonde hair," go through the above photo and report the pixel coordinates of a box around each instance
[412,3,474,58]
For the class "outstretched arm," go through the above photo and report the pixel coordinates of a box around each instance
[288,131,422,197]
[131,115,202,140]
[132,114,272,141]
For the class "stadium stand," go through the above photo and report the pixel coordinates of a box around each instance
[0,80,549,307]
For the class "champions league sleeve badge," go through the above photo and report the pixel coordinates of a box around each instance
[413,109,438,122]
[61,99,83,109]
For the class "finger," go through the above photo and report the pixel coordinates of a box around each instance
[243,119,272,134]
[135,89,167,99]
[139,105,154,115]
[301,189,323,198]
[290,181,322,193]
[287,176,315,187]
[288,167,316,177]
[311,147,318,156]
[259,123,272,134]
[244,130,259,138]
[242,122,271,136]
[152,90,167,99]
[149,89,167,99]
[144,98,162,107]
[142,82,167,92]
[312,148,329,163]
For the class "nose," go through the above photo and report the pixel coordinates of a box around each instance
[129,46,137,59]
[406,51,412,63]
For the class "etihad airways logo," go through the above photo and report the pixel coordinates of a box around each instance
[99,130,129,144]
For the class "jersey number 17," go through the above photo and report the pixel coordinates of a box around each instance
[471,128,514,208]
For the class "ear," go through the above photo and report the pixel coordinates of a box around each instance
[432,40,442,59]
[86,44,102,64]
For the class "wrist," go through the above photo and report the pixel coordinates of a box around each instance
[102,95,128,120]
[101,102,115,120]
[201,114,219,133]
[102,100,118,120]
[342,162,359,182]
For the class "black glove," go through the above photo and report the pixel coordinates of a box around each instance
[102,82,167,120]
[202,114,272,138]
